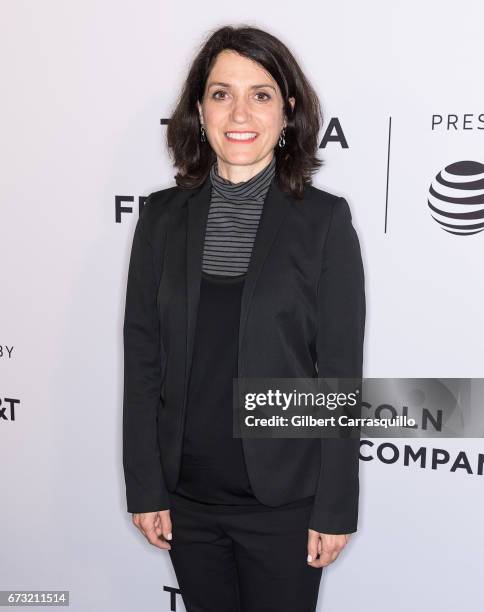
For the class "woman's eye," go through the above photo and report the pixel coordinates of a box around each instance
[213,90,227,99]
[212,91,271,101]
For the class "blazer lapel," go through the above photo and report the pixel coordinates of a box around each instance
[185,175,211,387]
[184,170,293,387]
[237,177,292,366]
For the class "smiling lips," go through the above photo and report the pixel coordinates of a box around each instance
[225,131,259,143]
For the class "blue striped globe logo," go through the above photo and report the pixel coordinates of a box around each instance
[428,160,484,236]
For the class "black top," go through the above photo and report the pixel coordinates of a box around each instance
[172,270,314,513]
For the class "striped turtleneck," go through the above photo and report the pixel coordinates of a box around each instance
[202,156,276,276]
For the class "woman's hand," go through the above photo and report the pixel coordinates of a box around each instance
[306,529,351,568]
[132,510,173,550]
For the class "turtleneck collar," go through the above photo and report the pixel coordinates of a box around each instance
[209,156,276,202]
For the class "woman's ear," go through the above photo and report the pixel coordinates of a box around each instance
[197,101,203,124]
[283,97,296,128]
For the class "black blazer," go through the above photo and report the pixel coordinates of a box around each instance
[123,172,366,534]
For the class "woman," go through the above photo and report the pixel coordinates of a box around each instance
[123,25,365,612]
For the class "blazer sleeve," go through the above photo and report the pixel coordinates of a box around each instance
[308,196,366,535]
[122,194,170,513]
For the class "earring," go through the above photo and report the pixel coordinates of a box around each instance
[278,127,286,148]
[200,124,206,143]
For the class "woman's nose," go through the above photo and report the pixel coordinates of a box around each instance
[230,98,251,122]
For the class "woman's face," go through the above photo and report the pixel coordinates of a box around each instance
[197,50,295,181]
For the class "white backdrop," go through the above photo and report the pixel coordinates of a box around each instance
[1,1,483,610]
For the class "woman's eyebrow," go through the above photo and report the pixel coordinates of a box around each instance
[207,81,276,91]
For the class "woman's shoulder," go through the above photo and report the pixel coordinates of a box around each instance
[296,183,354,226]
[141,184,193,225]
[146,184,186,208]
[302,182,344,207]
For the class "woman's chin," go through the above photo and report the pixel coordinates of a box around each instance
[218,150,263,165]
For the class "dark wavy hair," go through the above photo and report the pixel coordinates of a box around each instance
[166,25,324,200]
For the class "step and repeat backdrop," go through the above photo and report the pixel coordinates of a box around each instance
[1,0,483,611]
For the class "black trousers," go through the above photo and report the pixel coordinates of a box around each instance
[168,495,324,612]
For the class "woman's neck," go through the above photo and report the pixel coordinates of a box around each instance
[215,154,275,184]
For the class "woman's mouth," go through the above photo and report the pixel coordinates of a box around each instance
[224,131,259,143]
